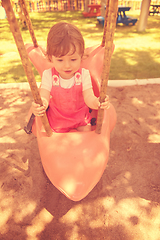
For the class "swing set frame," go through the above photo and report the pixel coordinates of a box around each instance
[2,0,118,201]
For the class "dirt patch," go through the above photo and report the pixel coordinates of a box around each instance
[0,84,160,240]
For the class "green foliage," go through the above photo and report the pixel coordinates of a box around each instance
[0,10,160,83]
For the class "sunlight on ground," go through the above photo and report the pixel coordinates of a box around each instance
[148,134,160,143]
[132,97,145,107]
[131,95,160,144]
[58,194,160,240]
[15,202,37,223]
[26,208,53,240]
[148,107,160,143]
[1,182,160,240]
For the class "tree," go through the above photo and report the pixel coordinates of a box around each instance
[137,0,151,32]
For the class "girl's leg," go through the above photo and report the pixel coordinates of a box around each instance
[76,123,91,132]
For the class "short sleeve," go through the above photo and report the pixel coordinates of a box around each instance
[41,69,52,92]
[82,68,92,91]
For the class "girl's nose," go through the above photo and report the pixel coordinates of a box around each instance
[64,60,70,69]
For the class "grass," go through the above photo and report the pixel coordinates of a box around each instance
[0,10,160,83]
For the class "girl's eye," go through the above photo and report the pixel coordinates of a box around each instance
[57,59,63,62]
[71,59,76,61]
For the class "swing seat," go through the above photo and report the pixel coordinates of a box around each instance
[25,44,117,201]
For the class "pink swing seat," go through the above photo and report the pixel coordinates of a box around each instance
[25,43,117,201]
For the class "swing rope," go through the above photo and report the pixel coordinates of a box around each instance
[2,0,52,137]
[96,0,118,134]
[2,0,118,135]
[19,0,38,48]
[101,0,110,47]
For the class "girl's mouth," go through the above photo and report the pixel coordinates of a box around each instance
[64,70,72,74]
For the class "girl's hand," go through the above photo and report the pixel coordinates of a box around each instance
[99,95,110,109]
[32,98,48,117]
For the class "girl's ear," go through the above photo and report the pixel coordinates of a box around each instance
[48,55,52,62]
[82,52,89,60]
[82,49,89,60]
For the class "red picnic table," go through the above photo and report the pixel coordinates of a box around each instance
[83,4,101,17]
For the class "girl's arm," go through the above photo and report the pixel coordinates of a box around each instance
[32,88,50,116]
[83,88,110,110]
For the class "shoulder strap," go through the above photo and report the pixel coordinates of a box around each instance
[52,67,59,86]
[51,67,59,76]
[75,68,82,85]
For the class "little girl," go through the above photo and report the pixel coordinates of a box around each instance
[32,22,110,132]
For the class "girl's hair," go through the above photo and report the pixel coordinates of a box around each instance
[46,22,85,61]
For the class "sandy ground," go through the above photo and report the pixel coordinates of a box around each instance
[0,84,160,240]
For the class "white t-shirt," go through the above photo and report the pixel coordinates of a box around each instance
[41,68,92,92]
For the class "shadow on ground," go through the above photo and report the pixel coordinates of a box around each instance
[0,84,160,239]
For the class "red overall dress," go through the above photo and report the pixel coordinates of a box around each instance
[47,68,91,133]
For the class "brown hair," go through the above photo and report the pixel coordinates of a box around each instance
[46,22,85,61]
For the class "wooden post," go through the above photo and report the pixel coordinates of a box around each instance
[2,0,52,137]
[95,0,118,134]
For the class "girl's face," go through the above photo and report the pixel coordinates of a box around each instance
[51,47,82,79]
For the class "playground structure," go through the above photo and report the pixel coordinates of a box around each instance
[3,0,118,201]
[149,3,160,15]
[82,3,101,17]
[11,0,160,13]
[2,0,160,202]
[12,0,91,12]
[97,5,138,26]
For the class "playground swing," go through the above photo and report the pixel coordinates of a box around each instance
[3,0,117,201]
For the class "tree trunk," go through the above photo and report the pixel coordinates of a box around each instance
[84,0,89,12]
[137,0,151,32]
[101,0,107,18]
